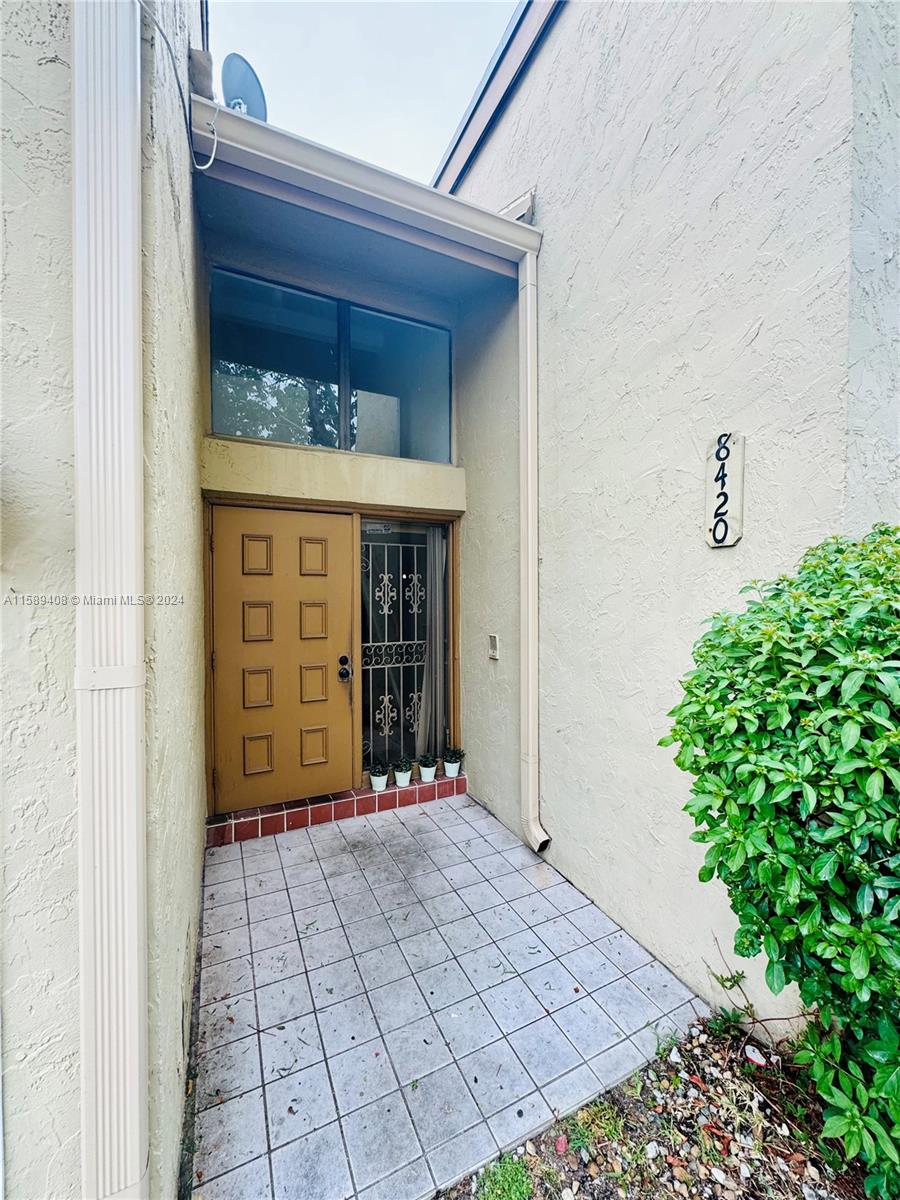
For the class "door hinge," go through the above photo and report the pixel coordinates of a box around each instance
[211,768,218,791]
[209,530,214,554]
[210,651,216,672]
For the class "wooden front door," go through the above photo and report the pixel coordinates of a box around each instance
[212,505,355,813]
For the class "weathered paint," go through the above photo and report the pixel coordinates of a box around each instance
[454,0,898,1017]
[140,1,208,1196]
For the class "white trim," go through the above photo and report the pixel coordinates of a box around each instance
[518,252,549,852]
[190,97,542,263]
[500,188,536,225]
[73,2,148,1197]
[200,160,519,280]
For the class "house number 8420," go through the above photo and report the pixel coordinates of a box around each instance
[705,432,745,548]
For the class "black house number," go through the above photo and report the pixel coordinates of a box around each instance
[705,432,745,548]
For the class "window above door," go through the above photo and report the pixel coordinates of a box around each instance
[210,268,452,464]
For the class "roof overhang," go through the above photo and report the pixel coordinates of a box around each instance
[191,96,541,278]
[432,0,563,194]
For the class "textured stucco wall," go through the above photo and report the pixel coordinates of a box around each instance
[455,278,522,835]
[454,1,897,1015]
[1,4,81,1194]
[845,1,900,532]
[140,2,207,1197]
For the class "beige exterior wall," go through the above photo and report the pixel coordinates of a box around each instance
[202,435,466,514]
[1,3,207,1196]
[1,4,81,1194]
[455,1,898,1017]
[454,278,522,835]
[140,2,208,1197]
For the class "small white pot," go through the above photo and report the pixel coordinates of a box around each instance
[395,770,412,788]
[418,764,437,783]
[444,760,461,778]
[370,773,389,793]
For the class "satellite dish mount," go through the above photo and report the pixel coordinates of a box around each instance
[221,53,267,122]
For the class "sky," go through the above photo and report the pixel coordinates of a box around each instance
[207,0,519,182]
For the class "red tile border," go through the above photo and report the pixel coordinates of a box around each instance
[234,817,260,842]
[285,806,310,831]
[206,823,232,848]
[205,774,467,847]
[376,788,398,811]
[260,813,285,837]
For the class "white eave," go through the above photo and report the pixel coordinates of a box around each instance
[190,96,541,272]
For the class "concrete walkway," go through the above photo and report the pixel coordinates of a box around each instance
[192,794,708,1199]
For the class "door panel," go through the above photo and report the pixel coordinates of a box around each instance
[212,505,355,813]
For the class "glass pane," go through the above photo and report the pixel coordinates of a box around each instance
[211,270,339,447]
[350,307,450,463]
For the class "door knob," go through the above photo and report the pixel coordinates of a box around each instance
[338,655,352,682]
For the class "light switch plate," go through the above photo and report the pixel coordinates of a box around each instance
[488,634,500,660]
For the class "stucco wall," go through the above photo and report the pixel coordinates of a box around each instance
[453,1,896,1016]
[455,278,522,835]
[140,2,208,1197]
[845,1,900,532]
[1,4,81,1194]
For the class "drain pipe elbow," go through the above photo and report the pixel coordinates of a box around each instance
[518,249,550,855]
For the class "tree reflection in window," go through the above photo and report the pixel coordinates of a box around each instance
[212,360,339,448]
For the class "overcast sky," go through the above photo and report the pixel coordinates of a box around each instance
[207,1,518,182]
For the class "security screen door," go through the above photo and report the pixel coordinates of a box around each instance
[212,505,355,812]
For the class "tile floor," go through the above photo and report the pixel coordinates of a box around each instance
[192,794,708,1200]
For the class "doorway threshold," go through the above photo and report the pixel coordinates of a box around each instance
[207,774,469,849]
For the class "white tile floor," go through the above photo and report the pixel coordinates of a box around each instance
[191,795,708,1200]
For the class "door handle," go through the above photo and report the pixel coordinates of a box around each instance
[337,655,352,683]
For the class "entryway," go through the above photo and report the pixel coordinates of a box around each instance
[209,504,454,817]
[191,793,707,1198]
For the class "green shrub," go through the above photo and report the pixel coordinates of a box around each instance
[661,525,900,1197]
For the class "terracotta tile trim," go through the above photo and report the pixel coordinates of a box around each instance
[205,773,468,848]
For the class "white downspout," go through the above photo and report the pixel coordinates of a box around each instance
[73,2,149,1197]
[518,250,550,852]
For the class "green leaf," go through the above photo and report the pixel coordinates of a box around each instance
[841,670,866,703]
[850,943,870,980]
[866,770,884,802]
[749,775,766,803]
[861,1115,900,1164]
[857,883,874,916]
[813,851,839,881]
[821,1115,851,1139]
[765,959,786,994]
[873,1063,900,1100]
[841,720,861,753]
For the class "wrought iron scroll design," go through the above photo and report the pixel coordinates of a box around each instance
[362,537,427,767]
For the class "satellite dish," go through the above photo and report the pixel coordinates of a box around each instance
[222,53,267,121]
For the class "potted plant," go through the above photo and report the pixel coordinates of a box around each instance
[443,747,464,778]
[392,755,412,787]
[418,752,437,783]
[369,761,389,793]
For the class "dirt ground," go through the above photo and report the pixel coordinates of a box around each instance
[443,1020,866,1200]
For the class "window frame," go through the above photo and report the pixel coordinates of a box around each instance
[209,265,453,463]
